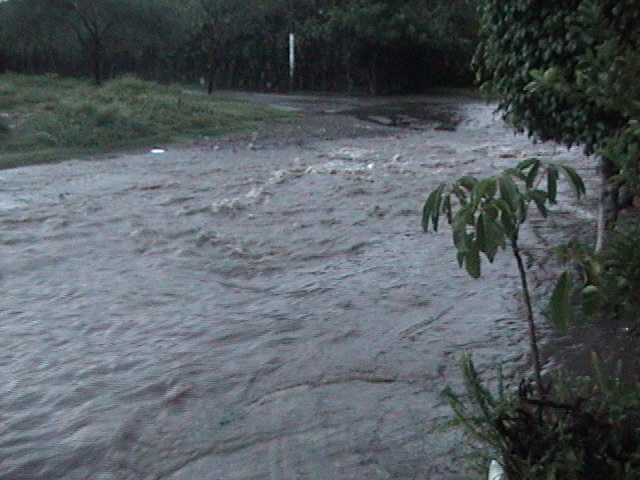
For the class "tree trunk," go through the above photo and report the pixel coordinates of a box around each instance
[91,43,104,85]
[596,156,621,251]
[511,235,545,399]
[367,61,378,95]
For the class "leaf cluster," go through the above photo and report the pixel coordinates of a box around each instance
[553,221,640,327]
[422,158,584,278]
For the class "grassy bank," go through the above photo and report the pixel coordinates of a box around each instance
[0,74,292,170]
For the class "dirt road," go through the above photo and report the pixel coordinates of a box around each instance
[0,94,598,479]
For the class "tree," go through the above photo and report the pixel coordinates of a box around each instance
[0,0,481,92]
[475,0,640,249]
[0,0,178,84]
[299,0,478,93]
[177,0,294,92]
[0,0,73,74]
[52,0,178,85]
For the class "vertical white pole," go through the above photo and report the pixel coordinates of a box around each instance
[289,32,295,87]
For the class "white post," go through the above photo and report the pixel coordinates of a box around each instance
[289,32,295,88]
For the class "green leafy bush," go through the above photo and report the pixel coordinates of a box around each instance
[555,221,640,325]
[419,160,640,479]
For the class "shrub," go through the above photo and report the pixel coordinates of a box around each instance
[447,355,640,480]
[556,220,640,325]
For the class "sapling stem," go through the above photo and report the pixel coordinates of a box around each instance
[510,234,545,398]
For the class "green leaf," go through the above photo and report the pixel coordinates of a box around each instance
[517,157,539,171]
[498,174,520,211]
[558,165,586,199]
[422,196,434,232]
[453,227,471,252]
[451,204,474,231]
[422,183,445,231]
[475,212,486,253]
[452,183,468,204]
[494,198,516,234]
[472,177,499,202]
[482,214,505,261]
[464,245,482,278]
[443,194,452,224]
[431,186,445,230]
[484,177,498,198]
[522,158,541,188]
[547,164,559,203]
[549,271,573,328]
[458,176,478,193]
[516,196,528,223]
[530,189,549,217]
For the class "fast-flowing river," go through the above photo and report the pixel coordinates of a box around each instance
[0,96,598,479]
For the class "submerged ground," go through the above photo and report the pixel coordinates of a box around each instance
[0,93,610,479]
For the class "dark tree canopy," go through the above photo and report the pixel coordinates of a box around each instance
[299,0,478,93]
[475,0,640,244]
[476,0,640,155]
[0,0,479,92]
[0,0,177,84]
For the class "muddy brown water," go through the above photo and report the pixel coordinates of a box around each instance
[0,95,605,479]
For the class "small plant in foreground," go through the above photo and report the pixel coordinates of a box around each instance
[423,157,585,396]
[424,159,640,478]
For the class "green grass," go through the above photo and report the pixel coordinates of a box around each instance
[0,73,293,169]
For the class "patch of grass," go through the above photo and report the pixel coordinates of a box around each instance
[0,73,82,110]
[0,74,292,169]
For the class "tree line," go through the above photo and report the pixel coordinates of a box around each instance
[0,0,478,93]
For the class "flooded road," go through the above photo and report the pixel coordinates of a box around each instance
[0,96,597,479]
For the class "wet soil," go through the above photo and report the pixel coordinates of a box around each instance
[0,93,610,480]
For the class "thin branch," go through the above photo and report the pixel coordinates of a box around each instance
[511,234,545,399]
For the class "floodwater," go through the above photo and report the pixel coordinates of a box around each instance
[0,96,599,479]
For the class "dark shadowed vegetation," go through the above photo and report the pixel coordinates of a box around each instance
[0,0,478,94]
[434,1,640,478]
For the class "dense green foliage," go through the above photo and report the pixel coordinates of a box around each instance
[0,0,479,92]
[0,73,289,169]
[299,0,477,93]
[425,1,640,477]
[422,160,640,479]
[475,0,640,244]
[476,0,640,154]
[476,0,640,320]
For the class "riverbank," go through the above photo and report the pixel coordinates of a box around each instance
[0,74,290,170]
